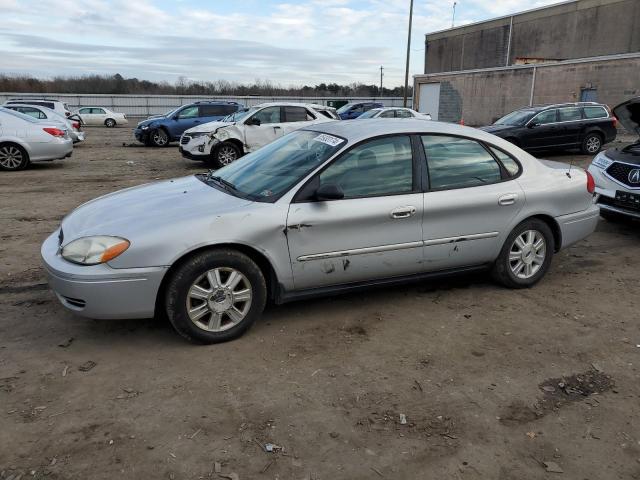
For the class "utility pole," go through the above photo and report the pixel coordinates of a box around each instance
[451,1,457,28]
[379,66,384,97]
[403,0,414,107]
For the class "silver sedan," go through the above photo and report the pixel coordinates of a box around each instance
[41,119,599,343]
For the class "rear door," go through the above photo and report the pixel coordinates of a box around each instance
[557,107,583,146]
[78,108,94,124]
[420,135,524,270]
[91,108,108,125]
[243,106,285,152]
[199,104,227,123]
[286,134,424,289]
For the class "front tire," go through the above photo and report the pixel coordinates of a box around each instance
[492,219,554,288]
[212,142,241,168]
[150,128,170,147]
[104,118,116,128]
[581,132,602,155]
[165,249,267,344]
[0,143,30,171]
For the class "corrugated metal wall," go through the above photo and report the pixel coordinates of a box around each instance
[0,93,412,117]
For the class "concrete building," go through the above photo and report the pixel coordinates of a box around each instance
[413,0,640,125]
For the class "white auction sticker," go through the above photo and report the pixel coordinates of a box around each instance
[313,133,344,147]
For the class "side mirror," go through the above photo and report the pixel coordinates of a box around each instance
[315,184,344,201]
[173,115,180,120]
[247,117,261,126]
[528,122,539,128]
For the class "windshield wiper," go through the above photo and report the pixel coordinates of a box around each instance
[204,170,237,190]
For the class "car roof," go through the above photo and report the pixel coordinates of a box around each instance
[521,102,607,113]
[375,107,412,111]
[304,118,505,144]
[254,102,333,110]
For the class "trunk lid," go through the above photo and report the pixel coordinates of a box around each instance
[613,97,640,136]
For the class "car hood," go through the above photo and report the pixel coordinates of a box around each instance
[613,97,640,136]
[185,121,233,134]
[137,116,165,127]
[477,124,517,134]
[61,175,253,242]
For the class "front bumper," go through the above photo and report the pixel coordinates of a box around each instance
[588,163,640,219]
[134,127,150,143]
[556,203,600,249]
[41,230,168,319]
[180,135,212,160]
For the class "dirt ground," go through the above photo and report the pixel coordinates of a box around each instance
[1,125,639,480]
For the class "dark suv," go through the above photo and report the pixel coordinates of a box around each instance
[134,101,243,147]
[336,102,384,120]
[480,102,617,154]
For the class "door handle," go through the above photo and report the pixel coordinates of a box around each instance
[498,194,518,206]
[390,206,416,219]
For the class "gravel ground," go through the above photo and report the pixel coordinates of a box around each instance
[1,126,639,480]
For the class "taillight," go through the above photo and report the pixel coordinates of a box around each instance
[586,171,595,194]
[43,127,65,137]
[612,116,618,128]
[72,121,80,130]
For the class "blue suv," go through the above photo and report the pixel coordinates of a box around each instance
[134,101,243,147]
[336,102,384,120]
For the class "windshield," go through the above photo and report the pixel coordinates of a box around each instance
[494,110,536,126]
[222,107,254,122]
[207,130,346,201]
[358,109,381,119]
[336,103,355,114]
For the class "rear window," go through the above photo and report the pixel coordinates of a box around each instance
[1,108,39,123]
[583,106,608,119]
[283,107,314,122]
[200,105,228,116]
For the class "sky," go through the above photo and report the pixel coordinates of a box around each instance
[1,0,563,87]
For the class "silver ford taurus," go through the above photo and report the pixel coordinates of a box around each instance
[41,119,599,343]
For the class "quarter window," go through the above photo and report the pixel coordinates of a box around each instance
[251,106,281,124]
[532,109,557,125]
[489,146,520,177]
[319,135,414,198]
[558,107,581,122]
[380,110,395,118]
[422,135,502,190]
[583,106,608,119]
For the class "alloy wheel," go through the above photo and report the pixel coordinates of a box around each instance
[186,267,252,332]
[218,145,238,165]
[153,130,168,146]
[508,229,546,279]
[586,136,601,153]
[0,145,24,170]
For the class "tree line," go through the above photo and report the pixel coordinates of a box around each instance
[0,73,412,97]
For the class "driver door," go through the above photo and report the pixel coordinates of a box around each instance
[243,106,285,152]
[286,134,424,290]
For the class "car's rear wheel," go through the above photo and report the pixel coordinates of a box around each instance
[581,132,602,155]
[212,142,241,169]
[150,128,169,147]
[0,143,29,171]
[165,249,267,344]
[104,118,116,128]
[492,219,554,288]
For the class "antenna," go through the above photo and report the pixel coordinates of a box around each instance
[566,158,573,178]
[451,1,457,28]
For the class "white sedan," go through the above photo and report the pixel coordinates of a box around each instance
[74,107,128,127]
[357,107,432,120]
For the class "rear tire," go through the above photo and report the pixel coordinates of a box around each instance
[0,143,30,171]
[104,118,116,128]
[165,249,267,344]
[212,142,242,169]
[581,132,602,155]
[150,128,170,147]
[492,219,555,288]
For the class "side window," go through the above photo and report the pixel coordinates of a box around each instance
[558,107,581,122]
[250,106,281,125]
[177,106,199,119]
[422,135,502,190]
[489,146,520,177]
[319,136,414,198]
[352,104,364,113]
[222,105,239,115]
[380,110,396,118]
[200,105,226,116]
[318,110,334,119]
[583,106,608,119]
[79,108,91,114]
[396,109,413,118]
[532,109,557,125]
[283,107,310,123]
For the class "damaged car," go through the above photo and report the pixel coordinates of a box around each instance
[42,119,599,344]
[588,97,640,221]
[179,102,339,168]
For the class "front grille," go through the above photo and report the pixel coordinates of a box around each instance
[180,136,190,145]
[605,162,640,188]
[61,295,86,308]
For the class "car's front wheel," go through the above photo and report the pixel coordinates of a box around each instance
[150,128,169,147]
[492,219,554,288]
[104,118,116,128]
[165,249,267,344]
[581,132,602,155]
[212,142,241,168]
[0,143,30,171]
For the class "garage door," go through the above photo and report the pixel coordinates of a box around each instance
[418,83,440,120]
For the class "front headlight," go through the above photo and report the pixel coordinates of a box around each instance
[591,152,613,170]
[189,131,209,138]
[61,236,130,265]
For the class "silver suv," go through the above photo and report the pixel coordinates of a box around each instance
[588,97,640,221]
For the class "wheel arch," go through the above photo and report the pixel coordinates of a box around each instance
[218,138,244,155]
[0,138,32,157]
[529,214,562,252]
[104,117,116,126]
[154,243,279,317]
